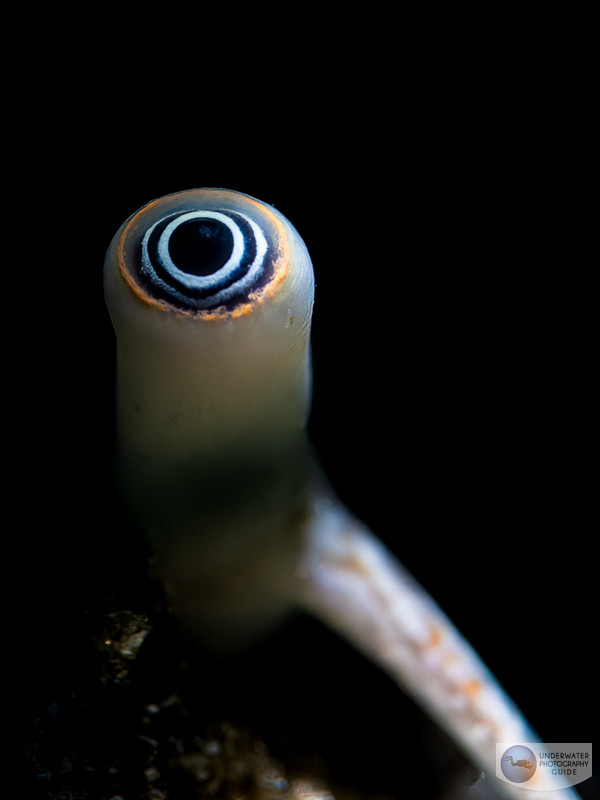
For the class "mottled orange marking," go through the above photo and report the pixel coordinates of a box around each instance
[117,189,291,321]
[459,679,481,697]
[334,555,371,577]
[427,628,442,648]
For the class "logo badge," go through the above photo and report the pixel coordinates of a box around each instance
[496,742,592,791]
[501,745,537,783]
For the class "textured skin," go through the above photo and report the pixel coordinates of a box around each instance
[105,190,582,800]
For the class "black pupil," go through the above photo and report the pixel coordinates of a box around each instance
[168,218,234,277]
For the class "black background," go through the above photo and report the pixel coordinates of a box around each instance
[3,98,595,797]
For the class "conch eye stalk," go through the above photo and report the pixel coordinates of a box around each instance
[104,188,581,800]
[104,188,314,517]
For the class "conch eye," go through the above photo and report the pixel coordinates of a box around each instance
[140,208,269,311]
[116,188,290,315]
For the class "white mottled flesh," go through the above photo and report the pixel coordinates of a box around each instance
[295,495,581,800]
[105,189,581,800]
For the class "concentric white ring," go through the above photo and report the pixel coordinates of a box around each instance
[140,210,269,309]
[155,211,245,289]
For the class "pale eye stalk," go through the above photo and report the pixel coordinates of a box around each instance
[104,188,314,524]
[105,189,581,800]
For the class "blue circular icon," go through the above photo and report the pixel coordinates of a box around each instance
[501,745,537,783]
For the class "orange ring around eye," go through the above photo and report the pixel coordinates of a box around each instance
[116,189,291,321]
